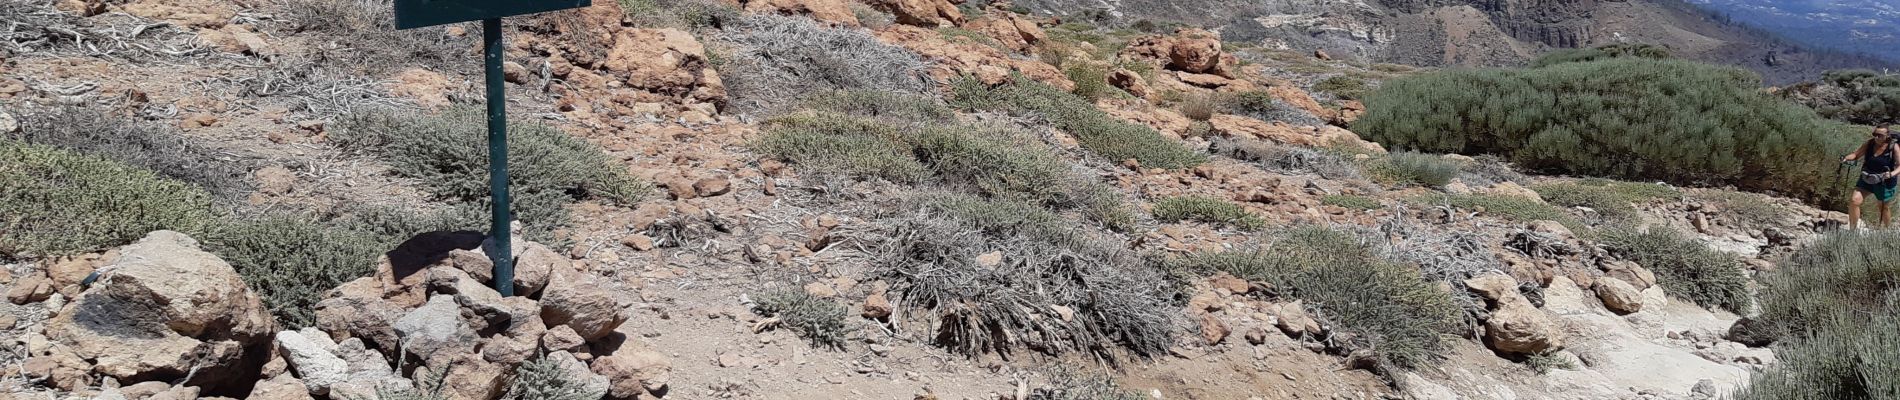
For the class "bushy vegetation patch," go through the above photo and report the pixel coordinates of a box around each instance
[1322,194,1382,211]
[1152,196,1266,230]
[1532,180,1679,222]
[203,216,388,328]
[0,140,217,259]
[1736,232,1900,399]
[1688,189,1788,229]
[719,14,929,113]
[277,0,473,72]
[1789,69,1900,125]
[951,76,1205,169]
[1064,63,1117,101]
[1173,227,1461,368]
[1178,92,1224,121]
[1211,138,1364,181]
[1530,43,1671,67]
[755,92,1133,230]
[752,289,852,349]
[1601,228,1751,313]
[506,353,606,400]
[876,193,1176,361]
[1312,75,1370,100]
[1365,151,1460,188]
[334,108,647,238]
[1355,58,1860,208]
[11,107,251,198]
[1417,194,1585,233]
[1028,366,1146,400]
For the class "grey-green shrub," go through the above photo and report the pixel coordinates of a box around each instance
[507,354,607,400]
[951,76,1206,169]
[1313,75,1370,100]
[1735,232,1900,399]
[755,100,1133,230]
[719,14,929,113]
[1367,151,1460,188]
[202,216,389,328]
[752,289,851,349]
[1355,58,1860,208]
[1065,63,1116,101]
[1417,193,1584,234]
[10,107,251,199]
[334,108,647,238]
[1530,43,1671,68]
[1322,194,1381,211]
[1602,228,1752,313]
[1173,227,1461,368]
[1532,180,1678,222]
[1153,196,1266,230]
[0,140,217,259]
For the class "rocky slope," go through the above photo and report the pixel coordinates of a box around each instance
[1013,0,1895,83]
[0,0,1845,399]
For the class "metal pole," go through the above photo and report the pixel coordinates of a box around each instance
[483,18,514,297]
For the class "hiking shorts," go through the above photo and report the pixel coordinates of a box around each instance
[1859,178,1898,202]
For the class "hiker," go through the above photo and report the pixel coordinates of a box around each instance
[1843,124,1898,231]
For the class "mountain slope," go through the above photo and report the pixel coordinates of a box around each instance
[1689,0,1900,63]
[1015,0,1897,84]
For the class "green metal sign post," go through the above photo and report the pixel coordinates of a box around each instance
[396,0,591,296]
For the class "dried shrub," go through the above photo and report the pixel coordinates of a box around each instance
[719,14,929,114]
[1064,63,1116,101]
[752,289,852,349]
[1689,189,1788,229]
[1602,228,1752,313]
[1152,196,1266,230]
[1178,92,1225,121]
[1173,227,1461,369]
[877,193,1176,361]
[951,76,1205,169]
[10,107,251,199]
[1211,137,1364,181]
[0,140,216,259]
[1416,193,1586,234]
[276,0,475,73]
[1532,180,1678,222]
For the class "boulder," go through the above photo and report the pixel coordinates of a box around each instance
[313,277,405,351]
[862,292,893,319]
[540,270,626,341]
[1196,313,1229,344]
[1484,298,1565,355]
[247,375,315,400]
[870,0,963,27]
[6,272,54,304]
[600,28,727,107]
[1726,318,1778,347]
[22,346,91,391]
[1594,277,1644,315]
[1463,274,1523,304]
[1118,28,1239,78]
[275,330,349,396]
[1107,68,1149,98]
[442,353,510,400]
[547,351,611,395]
[591,346,672,399]
[542,325,587,353]
[44,231,275,392]
[393,296,479,368]
[1270,301,1322,338]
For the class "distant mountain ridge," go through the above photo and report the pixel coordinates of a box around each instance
[1688,0,1900,63]
[1014,0,1898,84]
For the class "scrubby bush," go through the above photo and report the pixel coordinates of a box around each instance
[1530,43,1671,67]
[11,107,251,198]
[333,108,647,238]
[720,14,930,113]
[1065,63,1117,101]
[878,193,1176,360]
[506,354,607,400]
[1526,351,1577,374]
[800,89,956,122]
[1322,194,1381,210]
[1153,196,1266,230]
[0,140,217,259]
[1212,138,1364,181]
[752,289,852,349]
[1688,189,1788,229]
[1312,75,1370,100]
[1791,69,1900,125]
[1178,92,1225,121]
[757,94,1134,230]
[1532,180,1679,222]
[1418,194,1584,233]
[1735,232,1900,399]
[1028,367,1146,400]
[1228,90,1277,116]
[1355,58,1860,208]
[202,216,390,328]
[1366,151,1460,188]
[1174,227,1461,368]
[1602,228,1752,313]
[951,76,1205,169]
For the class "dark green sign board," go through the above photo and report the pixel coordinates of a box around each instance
[394,0,591,296]
[395,0,592,29]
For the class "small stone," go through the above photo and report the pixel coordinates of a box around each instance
[861,292,893,319]
[693,178,732,197]
[621,234,656,251]
[1210,274,1249,294]
[804,282,837,298]
[973,251,1003,268]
